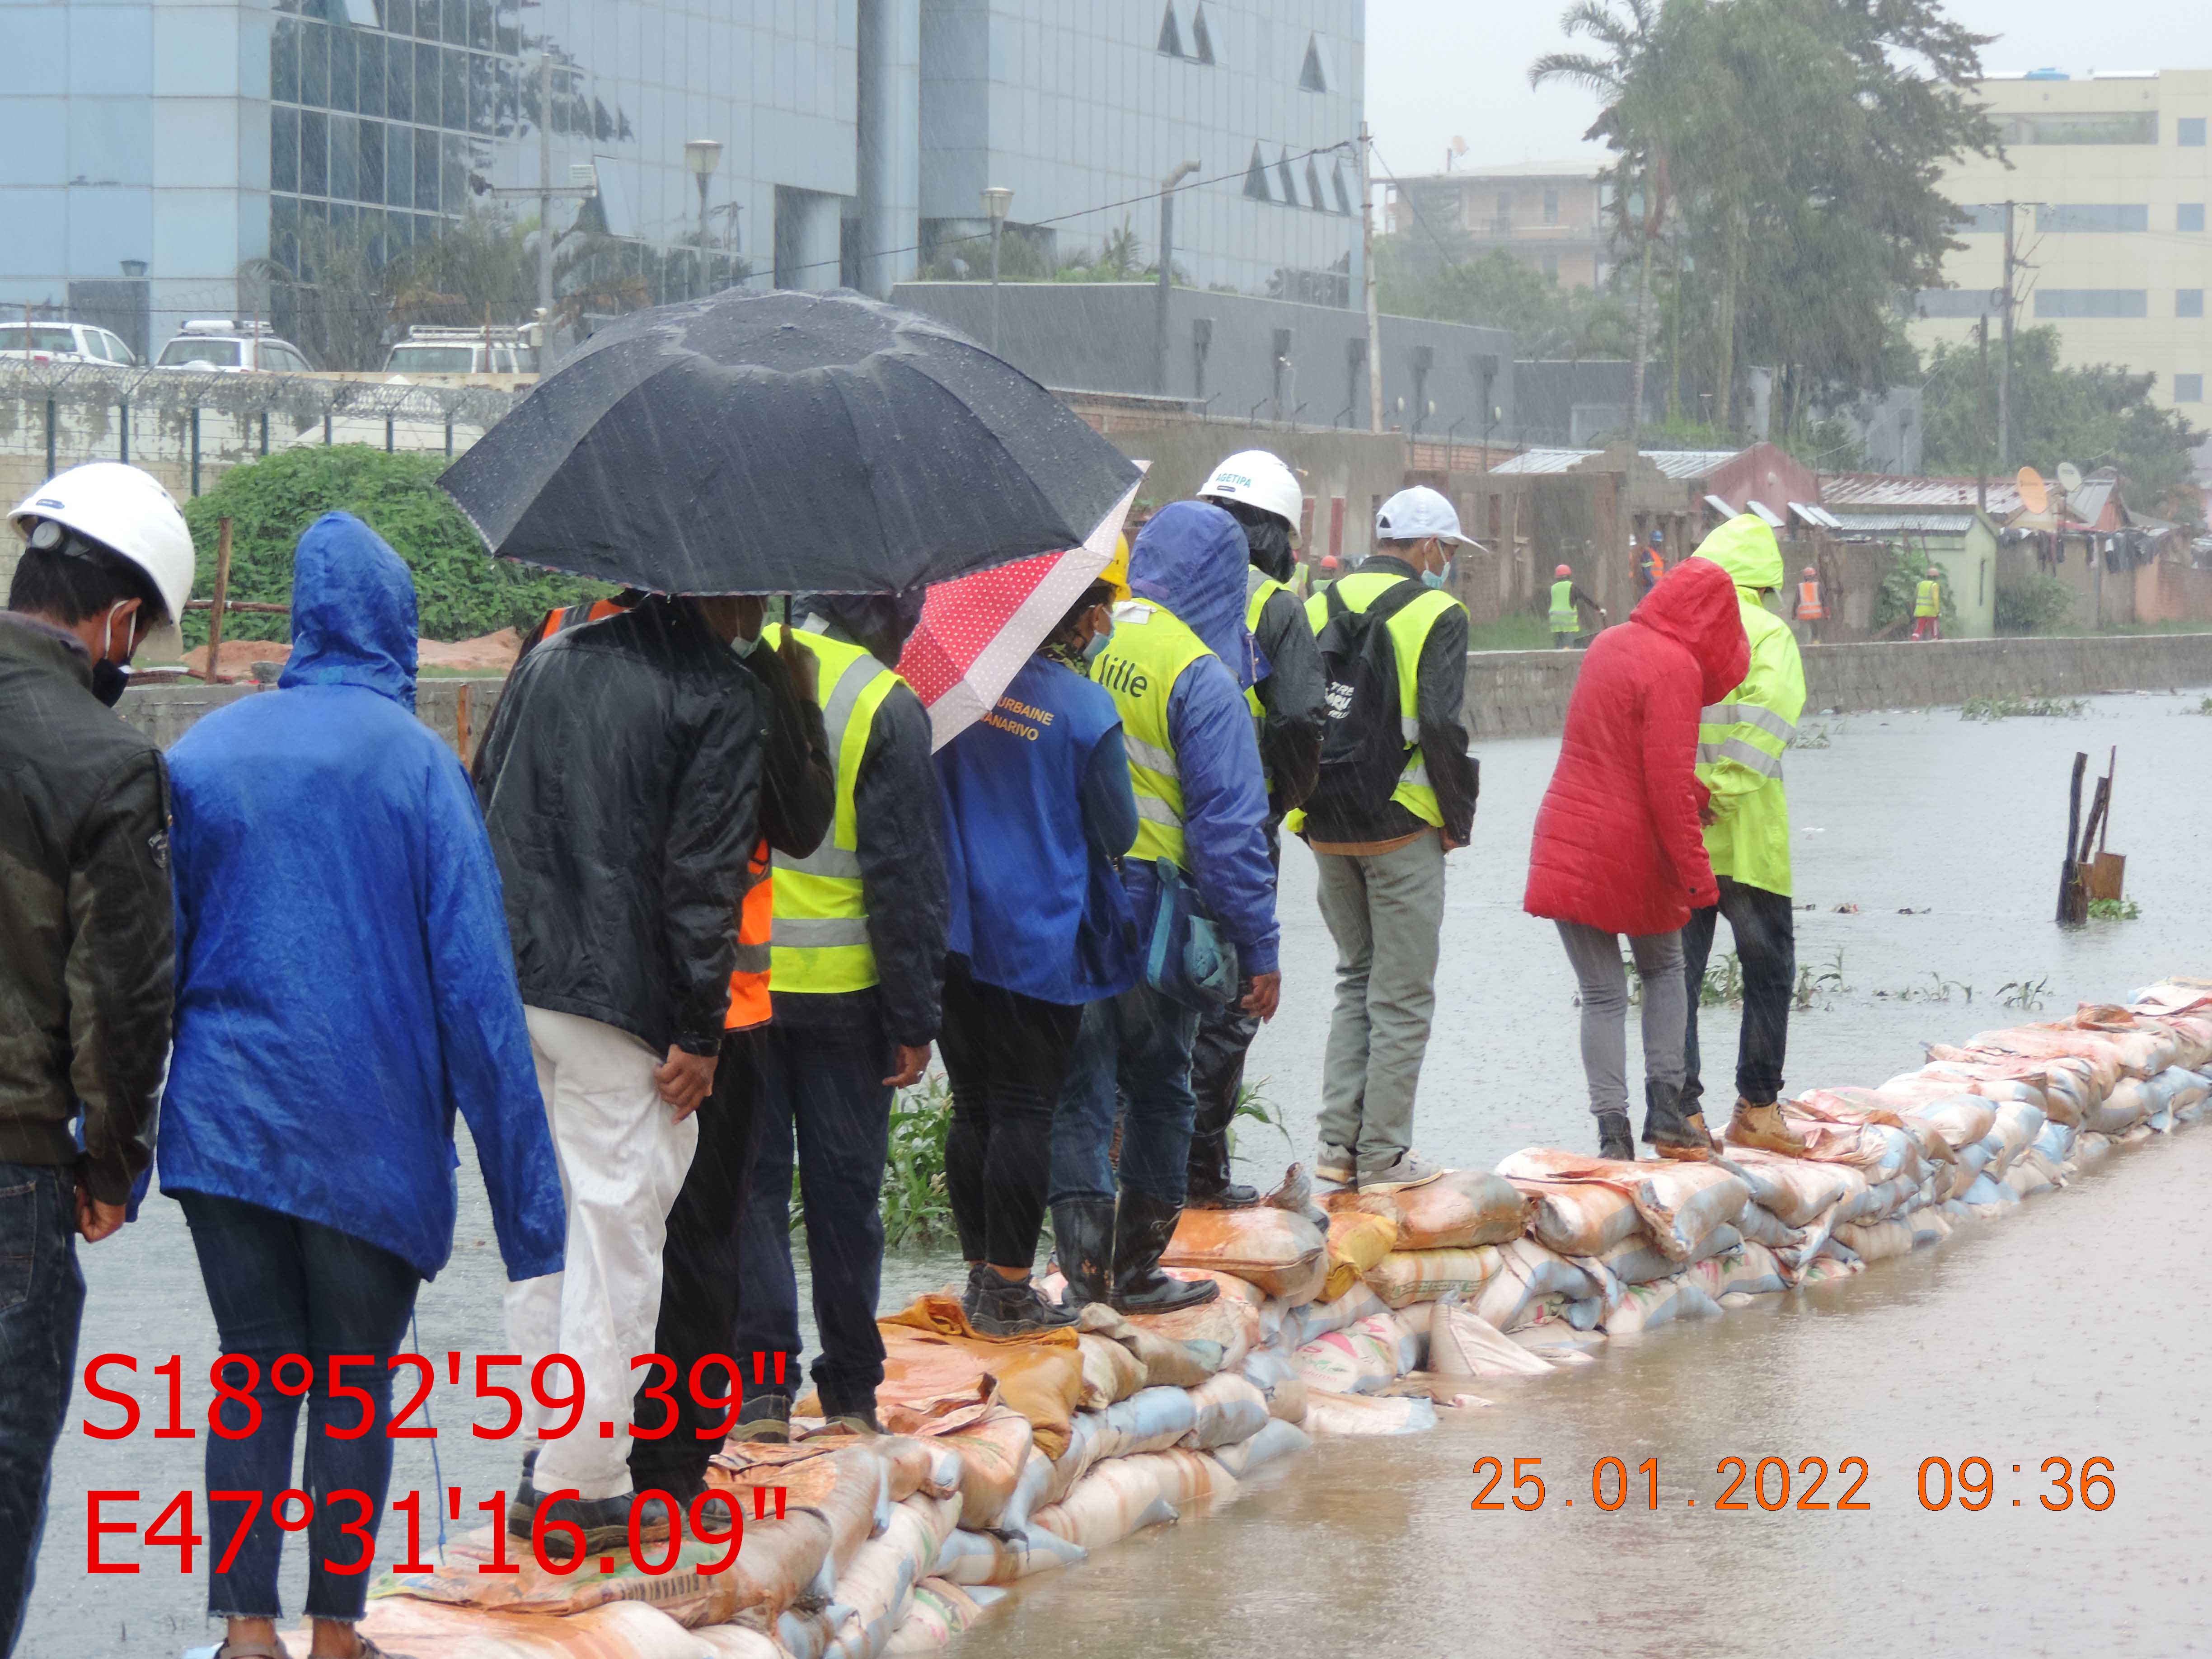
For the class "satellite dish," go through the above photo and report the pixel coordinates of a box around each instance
[2057,461,2084,493]
[2016,466,2049,515]
[1450,136,1469,156]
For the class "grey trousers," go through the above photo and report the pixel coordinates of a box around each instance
[1555,921,1687,1118]
[1314,830,1446,1174]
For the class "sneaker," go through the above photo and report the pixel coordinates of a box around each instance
[1728,1098,1808,1155]
[1357,1149,1446,1193]
[1595,1109,1636,1163]
[965,1271,1081,1337]
[506,1489,669,1559]
[732,1394,792,1443]
[1314,1142,1356,1185]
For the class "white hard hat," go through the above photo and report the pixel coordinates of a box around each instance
[1376,485,1475,547]
[11,462,195,625]
[1198,450,1304,539]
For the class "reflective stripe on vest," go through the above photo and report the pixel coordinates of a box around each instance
[1796,580,1824,620]
[1243,569,1289,780]
[1915,579,1941,618]
[725,838,773,1030]
[1300,570,1459,828]
[770,631,901,993]
[1549,578,1577,630]
[1092,600,1214,867]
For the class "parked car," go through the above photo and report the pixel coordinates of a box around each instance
[154,321,317,373]
[0,320,140,365]
[381,326,530,375]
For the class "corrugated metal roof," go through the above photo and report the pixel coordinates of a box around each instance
[1823,473,2021,513]
[1490,445,1746,479]
[1823,511,1980,535]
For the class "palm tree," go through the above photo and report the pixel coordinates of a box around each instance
[1530,0,1677,452]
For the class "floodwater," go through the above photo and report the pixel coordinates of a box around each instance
[26,690,2212,1657]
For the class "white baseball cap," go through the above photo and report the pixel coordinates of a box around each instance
[1374,485,1474,547]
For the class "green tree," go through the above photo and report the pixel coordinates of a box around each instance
[1376,206,1631,360]
[181,446,607,646]
[1920,326,2203,525]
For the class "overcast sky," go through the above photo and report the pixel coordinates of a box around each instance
[1365,0,2210,180]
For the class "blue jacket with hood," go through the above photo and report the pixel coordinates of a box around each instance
[159,513,565,1283]
[1122,501,1280,976]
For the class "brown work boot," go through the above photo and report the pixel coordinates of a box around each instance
[1644,1081,1715,1162]
[1728,1098,1808,1155]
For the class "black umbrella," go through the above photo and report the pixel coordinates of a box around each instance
[440,288,1142,595]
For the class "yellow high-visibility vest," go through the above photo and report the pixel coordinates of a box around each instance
[769,629,902,994]
[1299,570,1459,829]
[1915,579,1941,618]
[1091,598,1214,867]
[1549,578,1578,631]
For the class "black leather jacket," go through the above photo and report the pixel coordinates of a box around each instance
[0,614,172,1204]
[475,597,765,1055]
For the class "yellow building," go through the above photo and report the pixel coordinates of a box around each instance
[1913,68,2210,421]
[1385,160,1613,290]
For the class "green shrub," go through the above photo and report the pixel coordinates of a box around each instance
[1995,573,2074,635]
[181,446,607,646]
[1874,546,1959,635]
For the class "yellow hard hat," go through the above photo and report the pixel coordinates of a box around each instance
[1101,534,1132,602]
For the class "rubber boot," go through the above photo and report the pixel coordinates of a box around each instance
[1187,998,1262,1208]
[1109,1190,1220,1314]
[1728,1097,1808,1155]
[1051,1195,1116,1308]
[1596,1109,1636,1163]
[1642,1078,1715,1162]
[1184,1118,1261,1209]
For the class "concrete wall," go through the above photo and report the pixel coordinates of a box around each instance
[118,675,505,758]
[1462,632,2212,740]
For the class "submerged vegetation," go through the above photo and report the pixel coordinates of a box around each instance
[1961,693,2089,722]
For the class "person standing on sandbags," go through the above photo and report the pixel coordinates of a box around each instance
[1293,487,1479,1194]
[1524,556,1748,1161]
[1051,502,1281,1313]
[935,581,1141,1334]
[1186,451,1325,1208]
[1678,514,1810,1158]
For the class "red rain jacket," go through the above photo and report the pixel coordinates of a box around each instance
[1523,557,1750,937]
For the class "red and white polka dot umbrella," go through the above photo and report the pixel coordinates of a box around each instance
[899,475,1143,750]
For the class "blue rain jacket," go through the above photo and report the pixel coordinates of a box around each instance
[159,513,565,1282]
[1122,502,1280,975]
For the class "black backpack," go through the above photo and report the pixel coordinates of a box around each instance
[1312,578,1425,814]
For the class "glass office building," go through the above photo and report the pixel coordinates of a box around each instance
[2,0,1364,361]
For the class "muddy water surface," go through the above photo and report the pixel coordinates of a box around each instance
[29,692,2212,1656]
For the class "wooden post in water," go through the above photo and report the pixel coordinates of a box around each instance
[2057,750,2088,924]
[203,517,234,684]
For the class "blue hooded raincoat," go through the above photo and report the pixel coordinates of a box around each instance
[159,512,565,1283]
[1121,501,1280,975]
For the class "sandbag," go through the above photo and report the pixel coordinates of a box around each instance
[1028,1460,1178,1551]
[1290,1326,1399,1394]
[1471,1238,1603,1331]
[1798,1255,1865,1285]
[1162,1207,1327,1297]
[1086,1385,1200,1462]
[698,1622,798,1659]
[1724,1148,1858,1228]
[1075,1331,1147,1408]
[344,1598,711,1658]
[1703,1240,1787,1298]
[934,1406,1033,1531]
[1320,1209,1400,1301]
[1832,1218,1916,1262]
[1428,1295,1554,1376]
[1181,1371,1272,1450]
[1301,1388,1439,1436]
[1074,1303,1218,1390]
[1510,1176,1645,1256]
[1600,1272,1720,1335]
[930,1523,1084,1586]
[1906,1205,1954,1248]
[1362,1245,1503,1309]
[826,1491,962,1659]
[2004,1153,2057,1198]
[882,1577,989,1654]
[1238,1350,1309,1424]
[1120,1292,1260,1373]
[1582,1222,1742,1289]
[1209,1415,1312,1477]
[1494,1150,1747,1262]
[1127,1447,1238,1511]
[1902,1095,1997,1151]
[1279,1279,1389,1345]
[1377,1167,1529,1249]
[874,1300,1085,1459]
[1356,1307,1425,1374]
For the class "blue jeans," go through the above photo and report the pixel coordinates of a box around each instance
[177,1192,418,1623]
[734,1022,893,1420]
[1050,983,1202,1208]
[0,1164,82,1659]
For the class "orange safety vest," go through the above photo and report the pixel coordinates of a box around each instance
[725,839,773,1031]
[1796,580,1824,621]
[548,598,627,633]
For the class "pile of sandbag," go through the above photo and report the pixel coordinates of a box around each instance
[326,979,2212,1659]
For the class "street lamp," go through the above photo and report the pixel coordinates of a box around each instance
[685,139,723,300]
[983,185,1013,353]
[1155,160,1200,393]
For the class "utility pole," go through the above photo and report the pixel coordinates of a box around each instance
[537,54,555,324]
[1975,314,1990,513]
[1360,124,1382,434]
[1998,199,2018,472]
[1155,160,1200,396]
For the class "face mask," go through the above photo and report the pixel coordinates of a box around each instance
[1422,568,1443,590]
[90,603,133,708]
[1081,629,1112,668]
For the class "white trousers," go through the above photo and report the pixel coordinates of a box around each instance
[502,1007,698,1499]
